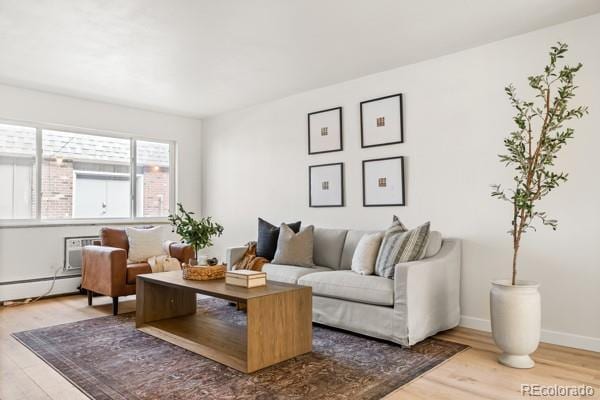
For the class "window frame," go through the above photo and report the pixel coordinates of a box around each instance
[0,118,176,227]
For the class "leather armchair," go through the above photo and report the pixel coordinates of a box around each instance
[81,227,194,315]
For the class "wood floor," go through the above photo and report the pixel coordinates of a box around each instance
[1,294,598,400]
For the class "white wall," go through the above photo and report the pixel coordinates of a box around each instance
[0,84,202,299]
[202,14,600,350]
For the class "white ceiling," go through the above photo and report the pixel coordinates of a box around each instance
[0,1,599,118]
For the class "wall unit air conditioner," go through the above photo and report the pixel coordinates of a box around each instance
[64,236,100,271]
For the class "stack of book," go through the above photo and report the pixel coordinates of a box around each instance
[225,270,267,288]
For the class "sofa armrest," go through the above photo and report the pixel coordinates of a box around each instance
[81,245,128,296]
[168,242,195,264]
[393,239,461,345]
[225,246,248,271]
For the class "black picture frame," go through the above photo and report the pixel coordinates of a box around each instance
[360,93,403,148]
[362,156,405,207]
[307,107,343,155]
[309,162,345,207]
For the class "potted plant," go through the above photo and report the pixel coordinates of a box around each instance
[168,203,224,265]
[491,43,587,368]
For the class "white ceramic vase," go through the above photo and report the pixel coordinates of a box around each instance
[490,279,541,369]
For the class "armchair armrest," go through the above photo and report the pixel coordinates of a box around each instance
[81,245,127,296]
[168,242,195,264]
[225,246,248,271]
[393,239,461,345]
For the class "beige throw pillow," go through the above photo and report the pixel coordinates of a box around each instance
[272,224,315,268]
[351,232,383,275]
[126,226,164,263]
[148,255,181,273]
[425,231,443,258]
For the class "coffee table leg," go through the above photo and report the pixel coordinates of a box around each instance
[136,278,197,327]
[245,287,312,372]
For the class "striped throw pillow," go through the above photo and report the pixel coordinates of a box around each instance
[374,216,430,279]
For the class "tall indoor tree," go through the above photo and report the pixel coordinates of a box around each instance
[492,42,588,285]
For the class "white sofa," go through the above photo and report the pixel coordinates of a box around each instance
[226,227,461,346]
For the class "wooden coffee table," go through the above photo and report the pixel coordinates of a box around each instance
[136,271,312,373]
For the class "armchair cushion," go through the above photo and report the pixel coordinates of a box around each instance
[126,263,152,284]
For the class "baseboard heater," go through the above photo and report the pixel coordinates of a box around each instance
[0,275,82,302]
[0,275,81,286]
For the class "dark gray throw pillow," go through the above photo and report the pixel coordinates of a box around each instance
[256,218,301,260]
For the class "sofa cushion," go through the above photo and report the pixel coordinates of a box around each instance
[313,228,348,269]
[298,270,394,306]
[340,230,378,270]
[262,263,330,284]
[126,263,152,284]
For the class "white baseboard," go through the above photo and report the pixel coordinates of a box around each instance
[0,276,81,302]
[460,315,492,332]
[460,315,600,353]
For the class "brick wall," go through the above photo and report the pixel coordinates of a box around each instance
[142,166,170,217]
[41,159,73,219]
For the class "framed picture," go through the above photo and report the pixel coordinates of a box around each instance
[308,107,343,154]
[360,93,403,148]
[309,162,344,207]
[362,156,405,207]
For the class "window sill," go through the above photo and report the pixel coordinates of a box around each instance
[0,218,171,229]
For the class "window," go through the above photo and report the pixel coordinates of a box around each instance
[42,130,131,219]
[0,122,175,223]
[0,124,37,219]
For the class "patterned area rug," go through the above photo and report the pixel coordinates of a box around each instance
[13,298,467,400]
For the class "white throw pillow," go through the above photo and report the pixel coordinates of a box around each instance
[126,226,164,263]
[351,232,383,275]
